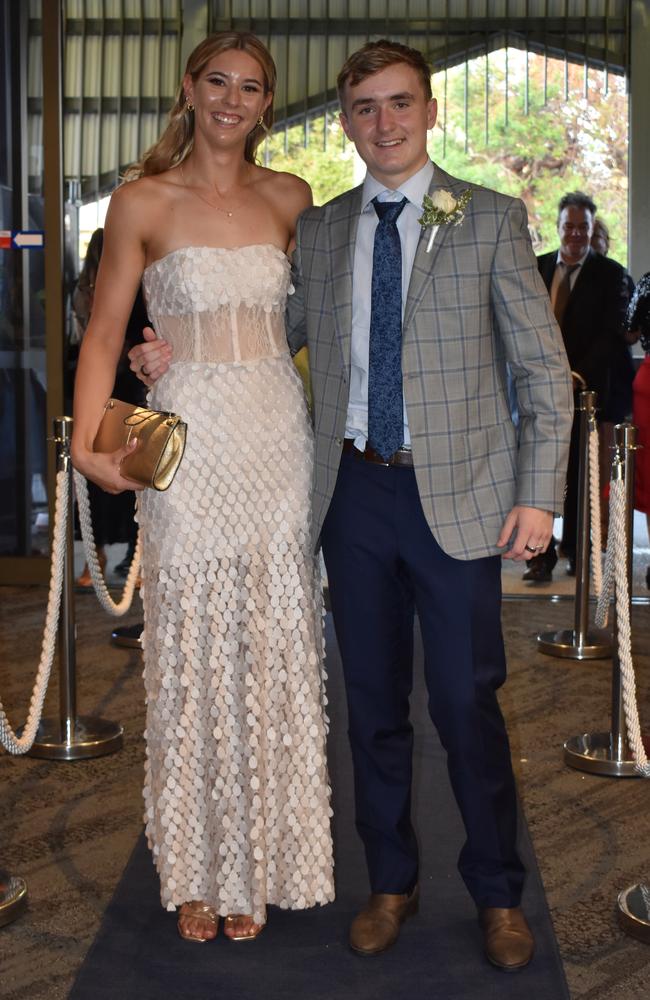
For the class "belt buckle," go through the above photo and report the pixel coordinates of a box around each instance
[393,447,412,467]
[364,443,390,466]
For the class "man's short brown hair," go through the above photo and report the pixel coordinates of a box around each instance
[337,40,433,107]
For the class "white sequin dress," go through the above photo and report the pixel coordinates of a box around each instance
[138,245,334,923]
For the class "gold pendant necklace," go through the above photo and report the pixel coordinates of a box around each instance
[180,164,244,219]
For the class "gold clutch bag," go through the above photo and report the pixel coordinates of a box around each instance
[94,398,187,491]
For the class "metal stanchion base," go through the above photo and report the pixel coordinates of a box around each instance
[564,731,650,776]
[26,715,123,760]
[0,872,27,928]
[618,884,650,943]
[110,623,143,649]
[538,628,612,659]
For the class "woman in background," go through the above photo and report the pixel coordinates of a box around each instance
[629,274,650,586]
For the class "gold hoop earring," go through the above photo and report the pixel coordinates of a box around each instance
[186,101,194,113]
[256,115,264,126]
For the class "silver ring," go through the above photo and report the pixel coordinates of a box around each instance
[141,365,150,377]
[524,543,541,553]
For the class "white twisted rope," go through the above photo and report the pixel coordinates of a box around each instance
[588,421,603,597]
[595,476,650,776]
[595,472,621,630]
[73,469,141,617]
[0,471,68,754]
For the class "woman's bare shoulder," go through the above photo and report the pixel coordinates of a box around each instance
[113,169,183,206]
[106,171,183,239]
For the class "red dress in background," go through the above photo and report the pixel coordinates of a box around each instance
[633,355,650,513]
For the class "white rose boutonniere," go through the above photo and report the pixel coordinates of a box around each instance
[418,188,473,252]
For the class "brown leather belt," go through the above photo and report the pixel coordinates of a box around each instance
[342,438,414,467]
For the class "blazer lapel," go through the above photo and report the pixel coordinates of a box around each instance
[571,247,594,291]
[328,186,362,376]
[403,165,468,332]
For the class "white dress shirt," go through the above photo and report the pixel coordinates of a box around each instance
[549,250,586,312]
[346,159,435,450]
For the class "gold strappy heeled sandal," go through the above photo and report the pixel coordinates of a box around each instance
[223,914,265,941]
[177,901,219,943]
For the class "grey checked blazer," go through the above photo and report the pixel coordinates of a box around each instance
[286,164,574,559]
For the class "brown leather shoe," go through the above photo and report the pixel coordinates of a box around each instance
[479,906,534,971]
[349,886,419,956]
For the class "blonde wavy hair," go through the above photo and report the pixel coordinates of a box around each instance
[124,32,276,180]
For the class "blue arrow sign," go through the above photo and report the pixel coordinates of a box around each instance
[12,231,45,249]
[0,230,45,249]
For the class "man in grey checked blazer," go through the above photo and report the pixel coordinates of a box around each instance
[286,40,573,969]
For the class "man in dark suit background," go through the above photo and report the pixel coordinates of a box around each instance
[523,191,630,582]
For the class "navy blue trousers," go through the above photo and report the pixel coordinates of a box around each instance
[320,452,525,909]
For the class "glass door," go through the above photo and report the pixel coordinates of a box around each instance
[0,0,49,583]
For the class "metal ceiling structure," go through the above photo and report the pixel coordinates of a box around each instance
[24,0,631,202]
[212,0,630,127]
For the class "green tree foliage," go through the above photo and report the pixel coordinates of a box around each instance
[428,51,628,263]
[264,114,355,206]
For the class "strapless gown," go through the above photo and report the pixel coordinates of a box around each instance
[138,245,334,922]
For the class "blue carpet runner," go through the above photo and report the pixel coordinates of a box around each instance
[70,618,569,1000]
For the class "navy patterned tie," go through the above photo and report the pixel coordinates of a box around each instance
[368,196,408,461]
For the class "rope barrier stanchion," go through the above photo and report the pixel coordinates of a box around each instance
[1,469,67,755]
[538,390,611,659]
[565,422,650,776]
[0,870,27,928]
[605,426,650,943]
[111,623,143,649]
[27,417,123,761]
[618,883,650,944]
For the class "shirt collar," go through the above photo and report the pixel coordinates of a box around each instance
[556,249,589,268]
[361,159,435,213]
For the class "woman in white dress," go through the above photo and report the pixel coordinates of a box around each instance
[71,32,334,943]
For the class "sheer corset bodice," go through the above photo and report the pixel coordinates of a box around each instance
[142,244,293,364]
